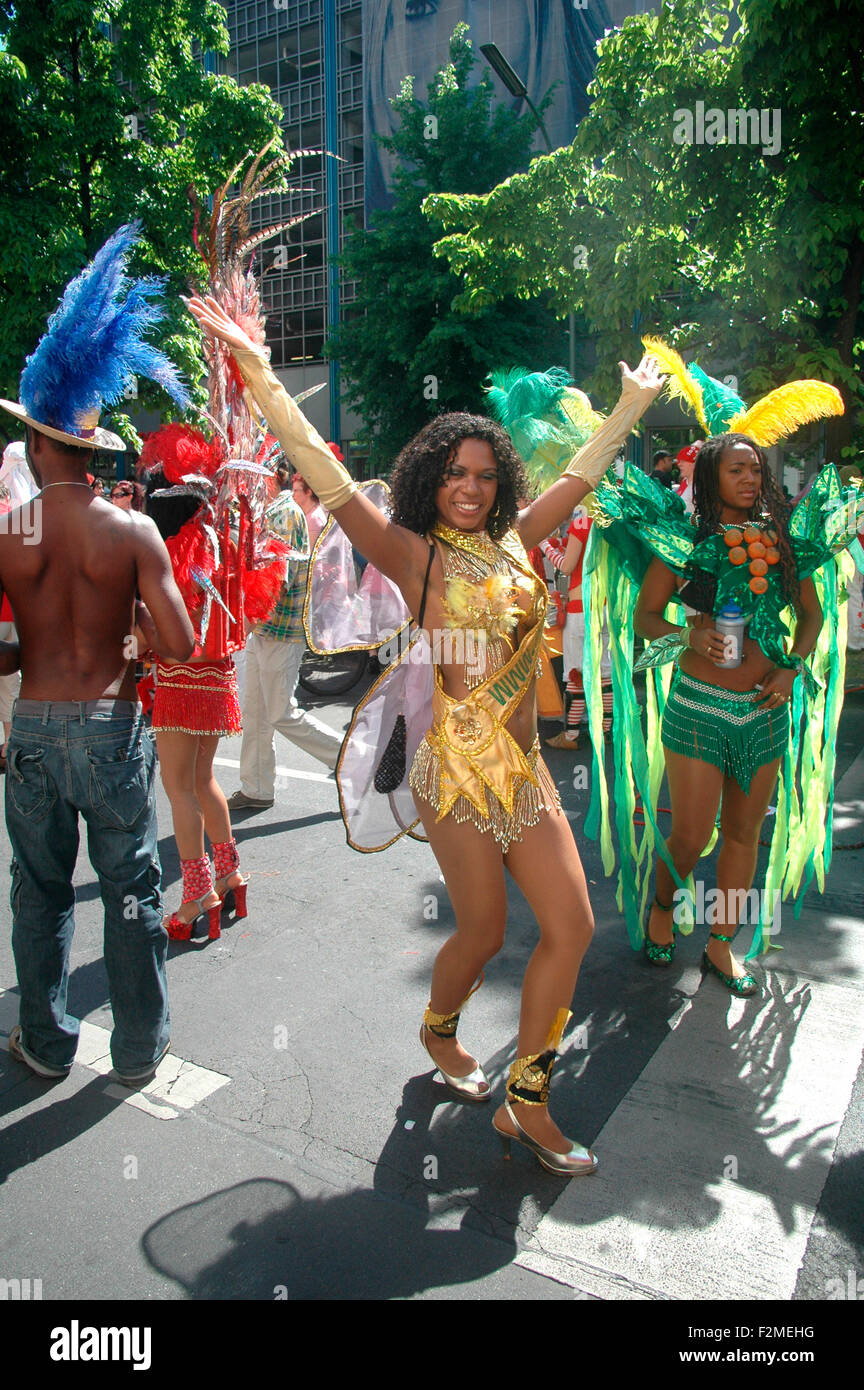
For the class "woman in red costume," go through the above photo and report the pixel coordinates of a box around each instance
[139,438,248,941]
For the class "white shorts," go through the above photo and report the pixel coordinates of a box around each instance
[563,611,611,684]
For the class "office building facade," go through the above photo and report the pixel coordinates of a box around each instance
[223,1,638,454]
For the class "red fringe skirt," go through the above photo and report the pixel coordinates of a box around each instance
[151,658,242,737]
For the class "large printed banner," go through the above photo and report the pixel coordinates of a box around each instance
[363,0,619,212]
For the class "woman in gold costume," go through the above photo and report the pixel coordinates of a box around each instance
[188,293,663,1177]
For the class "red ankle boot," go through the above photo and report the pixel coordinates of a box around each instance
[166,854,222,941]
[212,837,249,920]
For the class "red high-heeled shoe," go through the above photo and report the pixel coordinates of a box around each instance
[165,894,222,941]
[214,873,249,919]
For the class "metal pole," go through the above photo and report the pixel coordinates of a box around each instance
[323,0,340,445]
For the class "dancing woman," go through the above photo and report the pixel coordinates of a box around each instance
[636,434,822,993]
[189,291,663,1175]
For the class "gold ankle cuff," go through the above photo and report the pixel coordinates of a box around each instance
[506,1008,571,1106]
[422,973,484,1039]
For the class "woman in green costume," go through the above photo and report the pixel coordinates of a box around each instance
[636,433,822,994]
[583,339,863,989]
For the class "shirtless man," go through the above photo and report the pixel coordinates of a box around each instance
[1,425,194,1084]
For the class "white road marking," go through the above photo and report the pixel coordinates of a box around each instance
[214,755,331,785]
[1,989,229,1121]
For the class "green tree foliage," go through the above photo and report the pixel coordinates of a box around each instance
[326,25,568,469]
[426,0,864,457]
[0,0,285,434]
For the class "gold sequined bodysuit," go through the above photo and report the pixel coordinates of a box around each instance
[409,525,562,852]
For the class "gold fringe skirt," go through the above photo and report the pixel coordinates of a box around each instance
[409,735,562,854]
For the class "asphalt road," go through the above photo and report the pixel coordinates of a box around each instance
[1,663,862,1331]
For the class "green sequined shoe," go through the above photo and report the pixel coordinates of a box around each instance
[701,932,760,997]
[644,897,676,966]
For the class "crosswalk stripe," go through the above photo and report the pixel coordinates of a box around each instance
[1,990,229,1121]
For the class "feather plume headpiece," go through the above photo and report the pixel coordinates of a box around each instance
[727,381,845,447]
[642,335,844,445]
[0,222,189,451]
[139,422,223,486]
[486,366,604,493]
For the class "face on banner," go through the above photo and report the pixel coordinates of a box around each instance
[363,0,615,210]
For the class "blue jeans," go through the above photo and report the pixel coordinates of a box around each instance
[5,699,169,1074]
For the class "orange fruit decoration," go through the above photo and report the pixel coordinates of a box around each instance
[749,558,768,576]
[765,548,780,565]
[765,529,777,543]
[724,528,744,547]
[747,541,766,559]
[728,546,748,565]
[743,526,761,544]
[749,576,768,594]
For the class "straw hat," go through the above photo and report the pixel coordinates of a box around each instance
[0,398,125,452]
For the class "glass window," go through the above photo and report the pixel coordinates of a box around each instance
[235,41,257,72]
[299,22,320,53]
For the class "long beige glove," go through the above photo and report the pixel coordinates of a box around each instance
[233,346,357,510]
[564,376,659,488]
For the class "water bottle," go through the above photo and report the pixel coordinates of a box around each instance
[715,603,745,669]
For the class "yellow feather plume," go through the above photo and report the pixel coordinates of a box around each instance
[728,381,844,447]
[642,336,708,432]
[441,574,521,639]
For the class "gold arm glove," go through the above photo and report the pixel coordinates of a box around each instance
[564,378,658,489]
[233,346,357,510]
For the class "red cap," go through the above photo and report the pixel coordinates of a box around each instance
[676,444,700,465]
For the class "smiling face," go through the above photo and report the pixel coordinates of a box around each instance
[717,441,763,517]
[434,437,499,532]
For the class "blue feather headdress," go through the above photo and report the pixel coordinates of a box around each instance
[2,222,189,450]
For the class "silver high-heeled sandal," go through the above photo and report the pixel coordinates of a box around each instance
[420,975,491,1102]
[492,1009,598,1177]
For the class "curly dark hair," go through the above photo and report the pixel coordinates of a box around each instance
[388,413,528,541]
[693,432,798,605]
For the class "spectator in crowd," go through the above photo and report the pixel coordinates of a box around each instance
[228,462,341,811]
[110,480,145,511]
[650,448,679,488]
[543,506,612,748]
[291,468,327,546]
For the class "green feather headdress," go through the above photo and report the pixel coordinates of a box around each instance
[486,366,604,494]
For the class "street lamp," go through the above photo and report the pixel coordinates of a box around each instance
[479,43,576,378]
[479,44,554,153]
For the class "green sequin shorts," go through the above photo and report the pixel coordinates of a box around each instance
[661,670,789,794]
